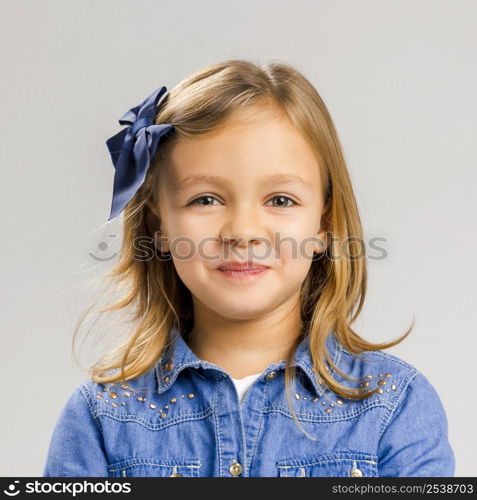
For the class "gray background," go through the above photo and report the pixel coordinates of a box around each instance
[1,0,475,477]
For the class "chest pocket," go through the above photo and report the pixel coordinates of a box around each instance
[276,451,378,477]
[108,457,201,477]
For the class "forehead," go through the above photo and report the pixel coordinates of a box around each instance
[157,104,321,189]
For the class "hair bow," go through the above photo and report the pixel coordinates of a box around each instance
[105,86,175,220]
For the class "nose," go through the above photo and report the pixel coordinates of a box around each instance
[218,207,267,249]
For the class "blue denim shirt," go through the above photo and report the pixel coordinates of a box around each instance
[43,327,455,477]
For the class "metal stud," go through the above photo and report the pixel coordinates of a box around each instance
[385,373,392,378]
[336,399,343,405]
[350,466,363,477]
[391,384,397,391]
[123,391,131,397]
[188,393,195,399]
[96,394,103,400]
[165,362,174,371]
[170,465,182,477]
[121,384,128,389]
[164,376,170,383]
[365,374,373,379]
[377,379,387,386]
[160,412,167,418]
[137,396,144,402]
[150,403,157,409]
[322,400,326,405]
[165,405,169,409]
[330,402,335,407]
[377,388,384,394]
[170,397,177,404]
[109,392,118,399]
[181,394,185,398]
[303,396,308,401]
[229,460,243,476]
[312,397,319,402]
[112,402,118,408]
[266,371,277,381]
[121,402,126,406]
[295,393,300,400]
[325,407,332,413]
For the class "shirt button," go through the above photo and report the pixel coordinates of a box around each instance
[229,460,243,476]
[265,371,277,381]
[350,467,363,477]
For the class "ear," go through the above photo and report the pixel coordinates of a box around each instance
[145,200,160,233]
[314,203,331,255]
[313,228,328,255]
[145,201,170,252]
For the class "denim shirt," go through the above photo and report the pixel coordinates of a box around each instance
[43,327,455,477]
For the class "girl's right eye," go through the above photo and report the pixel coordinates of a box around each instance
[188,195,221,206]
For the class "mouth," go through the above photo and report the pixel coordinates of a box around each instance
[216,262,270,280]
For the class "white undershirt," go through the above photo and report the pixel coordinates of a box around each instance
[231,372,262,403]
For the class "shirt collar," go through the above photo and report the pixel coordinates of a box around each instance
[155,325,342,397]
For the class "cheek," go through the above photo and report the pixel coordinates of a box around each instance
[275,242,314,287]
[167,218,216,262]
[171,255,208,296]
[274,227,318,264]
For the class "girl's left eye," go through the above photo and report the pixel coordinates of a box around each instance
[188,195,297,208]
[266,195,296,208]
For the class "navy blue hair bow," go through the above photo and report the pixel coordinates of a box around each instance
[105,86,175,220]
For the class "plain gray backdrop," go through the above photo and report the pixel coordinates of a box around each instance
[1,0,475,477]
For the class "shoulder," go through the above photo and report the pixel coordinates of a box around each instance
[350,348,456,476]
[337,342,421,385]
[334,342,440,412]
[76,366,161,420]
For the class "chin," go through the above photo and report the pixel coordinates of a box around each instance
[208,296,275,320]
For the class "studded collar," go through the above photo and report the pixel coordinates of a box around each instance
[155,326,342,397]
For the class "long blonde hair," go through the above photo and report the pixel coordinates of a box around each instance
[73,58,413,438]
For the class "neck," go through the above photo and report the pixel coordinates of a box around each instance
[186,293,303,379]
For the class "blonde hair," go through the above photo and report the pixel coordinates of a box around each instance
[74,58,413,439]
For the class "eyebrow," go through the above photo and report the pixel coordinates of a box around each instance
[172,173,313,192]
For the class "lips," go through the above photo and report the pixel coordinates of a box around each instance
[217,261,270,271]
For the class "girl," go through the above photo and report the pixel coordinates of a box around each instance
[43,59,455,477]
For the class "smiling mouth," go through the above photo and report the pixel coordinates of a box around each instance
[217,268,270,280]
[216,263,270,280]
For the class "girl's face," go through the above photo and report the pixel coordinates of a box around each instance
[147,104,327,322]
